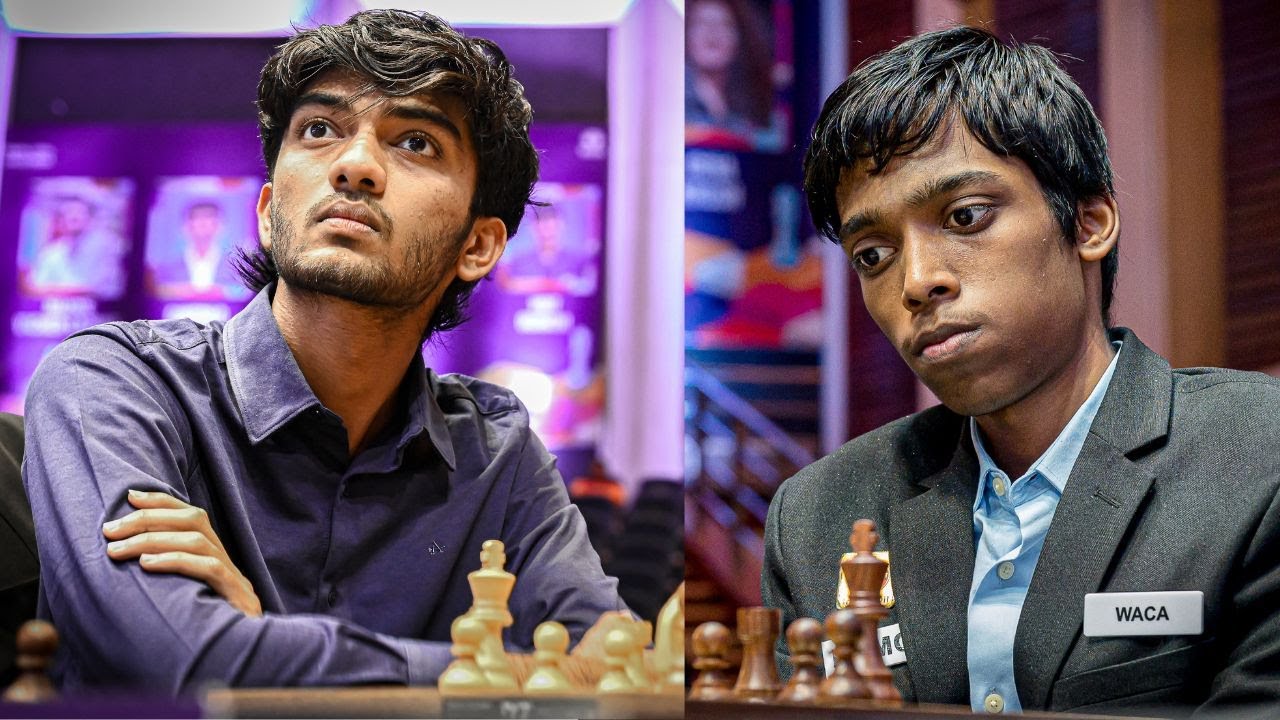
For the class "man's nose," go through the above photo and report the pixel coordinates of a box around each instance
[899,233,959,314]
[328,133,386,195]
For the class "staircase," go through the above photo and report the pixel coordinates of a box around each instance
[683,354,819,669]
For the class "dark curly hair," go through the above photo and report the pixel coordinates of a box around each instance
[803,26,1118,322]
[235,9,538,336]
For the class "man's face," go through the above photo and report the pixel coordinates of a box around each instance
[52,198,92,239]
[185,205,223,245]
[260,70,478,310]
[687,0,739,73]
[835,122,1096,417]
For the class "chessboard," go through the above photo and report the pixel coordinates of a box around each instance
[683,520,1150,720]
[4,539,686,719]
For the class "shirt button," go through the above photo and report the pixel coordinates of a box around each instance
[992,476,1007,496]
[984,693,1005,713]
[326,589,338,607]
[997,561,1015,580]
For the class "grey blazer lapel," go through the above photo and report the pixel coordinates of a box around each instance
[890,429,978,705]
[1014,330,1170,708]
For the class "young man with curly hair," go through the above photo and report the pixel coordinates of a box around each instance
[23,10,625,693]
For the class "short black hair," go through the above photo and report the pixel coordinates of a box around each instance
[803,26,1118,320]
[236,9,538,336]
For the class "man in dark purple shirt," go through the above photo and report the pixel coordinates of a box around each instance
[21,10,625,694]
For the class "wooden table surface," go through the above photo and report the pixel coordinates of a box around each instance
[202,686,685,719]
[685,698,1158,719]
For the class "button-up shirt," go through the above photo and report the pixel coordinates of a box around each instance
[967,344,1122,713]
[22,285,625,695]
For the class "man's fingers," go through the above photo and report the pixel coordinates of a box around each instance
[125,489,193,510]
[138,552,262,617]
[106,531,220,560]
[102,508,212,540]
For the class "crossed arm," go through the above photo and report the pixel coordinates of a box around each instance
[102,489,262,617]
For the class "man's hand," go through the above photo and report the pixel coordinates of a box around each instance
[103,489,262,617]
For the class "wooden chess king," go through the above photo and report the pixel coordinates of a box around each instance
[689,519,903,708]
[437,538,686,711]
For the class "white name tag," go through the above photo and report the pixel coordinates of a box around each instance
[820,623,907,675]
[1083,591,1204,637]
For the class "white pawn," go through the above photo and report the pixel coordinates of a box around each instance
[440,615,491,695]
[596,629,636,694]
[524,622,574,695]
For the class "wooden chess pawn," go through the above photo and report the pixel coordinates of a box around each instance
[733,606,782,702]
[596,629,636,694]
[818,608,870,704]
[3,620,58,703]
[524,622,574,695]
[440,615,491,695]
[687,621,735,701]
[845,519,902,703]
[776,617,823,705]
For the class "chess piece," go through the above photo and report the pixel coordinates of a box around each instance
[596,628,635,694]
[776,617,823,704]
[466,540,518,690]
[440,615,491,695]
[845,520,902,703]
[818,608,870,703]
[624,620,653,690]
[3,620,58,703]
[524,622,575,695]
[688,621,734,701]
[733,607,782,702]
[653,583,685,692]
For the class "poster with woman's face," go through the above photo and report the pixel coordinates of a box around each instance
[685,0,793,153]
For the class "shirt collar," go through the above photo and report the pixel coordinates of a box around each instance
[225,284,321,444]
[224,283,458,470]
[970,341,1124,506]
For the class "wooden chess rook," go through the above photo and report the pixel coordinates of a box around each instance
[733,606,782,701]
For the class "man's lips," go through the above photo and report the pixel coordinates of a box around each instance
[909,324,982,360]
[315,201,383,234]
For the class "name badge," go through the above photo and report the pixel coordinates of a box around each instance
[1083,591,1204,637]
[820,623,907,675]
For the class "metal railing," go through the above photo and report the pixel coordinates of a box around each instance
[684,362,817,608]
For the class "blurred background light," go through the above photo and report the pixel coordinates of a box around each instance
[0,0,311,35]
[355,0,636,27]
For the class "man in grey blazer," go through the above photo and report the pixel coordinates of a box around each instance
[763,27,1280,717]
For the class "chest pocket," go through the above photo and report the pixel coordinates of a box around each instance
[1050,637,1215,712]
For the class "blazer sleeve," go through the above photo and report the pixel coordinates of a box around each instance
[762,479,797,680]
[1199,482,1280,714]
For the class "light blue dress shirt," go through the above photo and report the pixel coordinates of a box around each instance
[967,344,1123,713]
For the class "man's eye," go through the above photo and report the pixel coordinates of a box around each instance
[304,121,333,139]
[853,246,895,273]
[945,204,992,229]
[397,134,435,156]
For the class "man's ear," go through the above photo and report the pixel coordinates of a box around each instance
[455,216,508,282]
[1076,193,1119,264]
[256,183,274,253]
